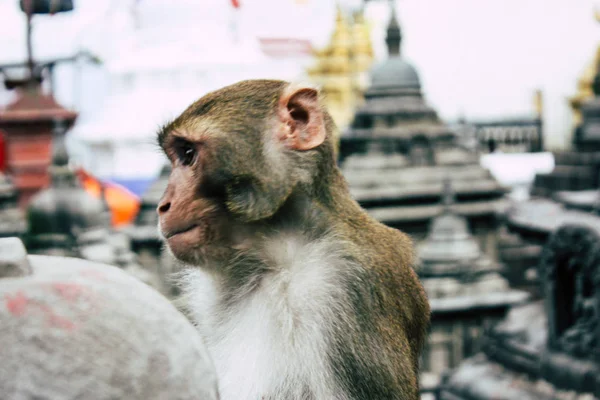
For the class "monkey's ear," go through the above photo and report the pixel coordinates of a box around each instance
[277,85,326,151]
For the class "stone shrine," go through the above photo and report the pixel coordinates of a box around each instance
[439,223,600,399]
[340,4,456,162]
[25,122,162,292]
[417,179,529,395]
[338,6,507,260]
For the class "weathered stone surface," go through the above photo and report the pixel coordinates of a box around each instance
[0,237,219,400]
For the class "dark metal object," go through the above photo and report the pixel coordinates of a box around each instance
[1,51,101,92]
[19,0,74,14]
[16,0,74,91]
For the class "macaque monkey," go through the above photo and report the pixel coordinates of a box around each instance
[157,80,430,400]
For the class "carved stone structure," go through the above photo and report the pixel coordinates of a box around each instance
[417,180,529,394]
[338,5,507,260]
[439,224,600,399]
[0,236,219,399]
[341,7,455,159]
[0,172,25,238]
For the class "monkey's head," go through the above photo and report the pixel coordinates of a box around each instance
[156,80,338,263]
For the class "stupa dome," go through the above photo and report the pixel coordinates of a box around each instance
[418,213,481,263]
[417,179,482,264]
[371,57,420,90]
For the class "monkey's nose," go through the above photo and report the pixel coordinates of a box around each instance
[157,200,171,214]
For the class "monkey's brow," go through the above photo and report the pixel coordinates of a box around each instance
[157,123,173,149]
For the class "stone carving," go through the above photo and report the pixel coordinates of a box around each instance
[539,225,600,359]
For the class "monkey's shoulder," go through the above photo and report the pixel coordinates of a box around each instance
[347,220,429,327]
[348,219,416,273]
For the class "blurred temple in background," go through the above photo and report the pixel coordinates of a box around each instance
[416,178,529,396]
[339,9,508,262]
[1,0,600,399]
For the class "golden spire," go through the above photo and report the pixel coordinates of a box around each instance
[306,4,375,133]
[569,8,600,126]
[534,89,544,118]
[351,8,374,74]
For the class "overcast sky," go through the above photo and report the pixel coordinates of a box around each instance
[1,0,598,150]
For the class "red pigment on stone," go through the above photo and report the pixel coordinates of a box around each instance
[37,303,76,331]
[5,290,76,331]
[5,291,29,316]
[52,282,87,302]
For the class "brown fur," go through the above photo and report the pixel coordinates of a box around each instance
[157,79,430,399]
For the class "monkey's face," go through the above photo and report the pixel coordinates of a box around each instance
[155,136,252,264]
[156,80,330,264]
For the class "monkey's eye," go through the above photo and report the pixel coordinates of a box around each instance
[174,141,197,166]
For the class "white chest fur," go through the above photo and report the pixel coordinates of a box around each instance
[180,233,355,400]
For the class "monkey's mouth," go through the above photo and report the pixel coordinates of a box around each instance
[163,224,199,239]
